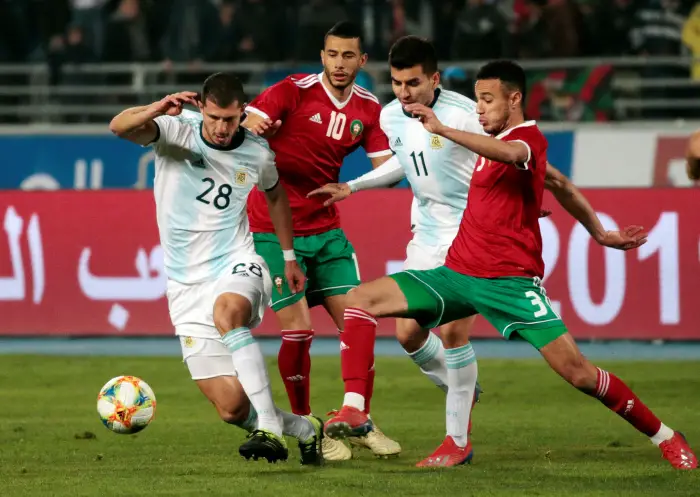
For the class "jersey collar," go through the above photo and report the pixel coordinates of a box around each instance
[402,88,441,118]
[318,73,353,110]
[495,120,537,140]
[199,123,246,151]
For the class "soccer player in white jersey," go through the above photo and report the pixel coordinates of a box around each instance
[109,73,325,465]
[310,37,648,467]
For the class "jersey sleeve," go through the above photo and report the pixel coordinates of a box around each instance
[151,115,191,148]
[245,77,300,122]
[256,148,280,192]
[502,125,541,171]
[363,104,392,159]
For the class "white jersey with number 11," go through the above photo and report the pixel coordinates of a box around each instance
[379,89,484,247]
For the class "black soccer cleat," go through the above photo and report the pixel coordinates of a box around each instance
[239,429,289,463]
[298,415,324,466]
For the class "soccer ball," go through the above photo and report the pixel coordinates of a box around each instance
[97,375,157,434]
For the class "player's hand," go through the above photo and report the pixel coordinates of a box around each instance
[284,260,306,294]
[150,91,198,116]
[539,209,552,218]
[243,117,282,138]
[403,103,446,135]
[596,225,648,251]
[306,183,352,207]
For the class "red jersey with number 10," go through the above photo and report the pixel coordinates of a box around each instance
[245,74,391,235]
[445,121,548,278]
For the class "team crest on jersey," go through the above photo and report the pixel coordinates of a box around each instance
[430,135,443,149]
[274,275,284,294]
[350,119,364,140]
[184,336,195,348]
[235,171,247,185]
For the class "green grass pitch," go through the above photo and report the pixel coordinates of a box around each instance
[1,354,699,496]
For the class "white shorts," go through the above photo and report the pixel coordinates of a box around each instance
[167,255,272,340]
[179,336,238,380]
[403,238,451,271]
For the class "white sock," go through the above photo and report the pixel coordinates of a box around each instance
[222,327,283,437]
[238,406,314,441]
[650,423,674,446]
[407,331,448,393]
[343,392,365,411]
[444,343,478,448]
[277,408,315,441]
[237,406,258,433]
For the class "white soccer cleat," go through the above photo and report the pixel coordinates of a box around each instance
[348,424,401,458]
[321,435,353,461]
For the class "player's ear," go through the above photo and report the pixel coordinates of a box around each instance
[511,90,522,109]
[358,52,368,68]
[431,71,440,89]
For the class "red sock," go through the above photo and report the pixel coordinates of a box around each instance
[341,308,377,399]
[364,363,375,415]
[595,367,662,437]
[278,330,313,415]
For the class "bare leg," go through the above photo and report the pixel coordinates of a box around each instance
[538,332,691,468]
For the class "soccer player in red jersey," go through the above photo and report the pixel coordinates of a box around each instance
[242,21,401,459]
[325,60,697,470]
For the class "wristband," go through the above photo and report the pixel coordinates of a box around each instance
[282,249,296,262]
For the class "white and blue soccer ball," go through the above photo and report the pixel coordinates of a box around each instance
[97,376,157,434]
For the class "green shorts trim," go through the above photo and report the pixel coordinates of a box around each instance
[389,267,567,350]
[253,229,360,311]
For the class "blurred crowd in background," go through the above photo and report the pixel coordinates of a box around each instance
[0,0,697,66]
[0,0,697,124]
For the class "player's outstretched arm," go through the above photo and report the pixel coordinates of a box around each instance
[404,103,529,165]
[263,183,306,293]
[545,163,648,251]
[307,155,406,207]
[109,91,197,145]
[686,130,700,181]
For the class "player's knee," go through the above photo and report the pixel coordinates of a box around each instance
[276,301,313,330]
[345,284,378,313]
[213,293,252,335]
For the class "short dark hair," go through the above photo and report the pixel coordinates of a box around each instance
[476,60,527,102]
[201,72,246,107]
[389,36,438,75]
[324,21,364,51]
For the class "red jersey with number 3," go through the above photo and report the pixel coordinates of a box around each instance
[245,74,391,235]
[445,121,548,278]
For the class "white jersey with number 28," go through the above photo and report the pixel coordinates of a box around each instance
[150,111,279,285]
